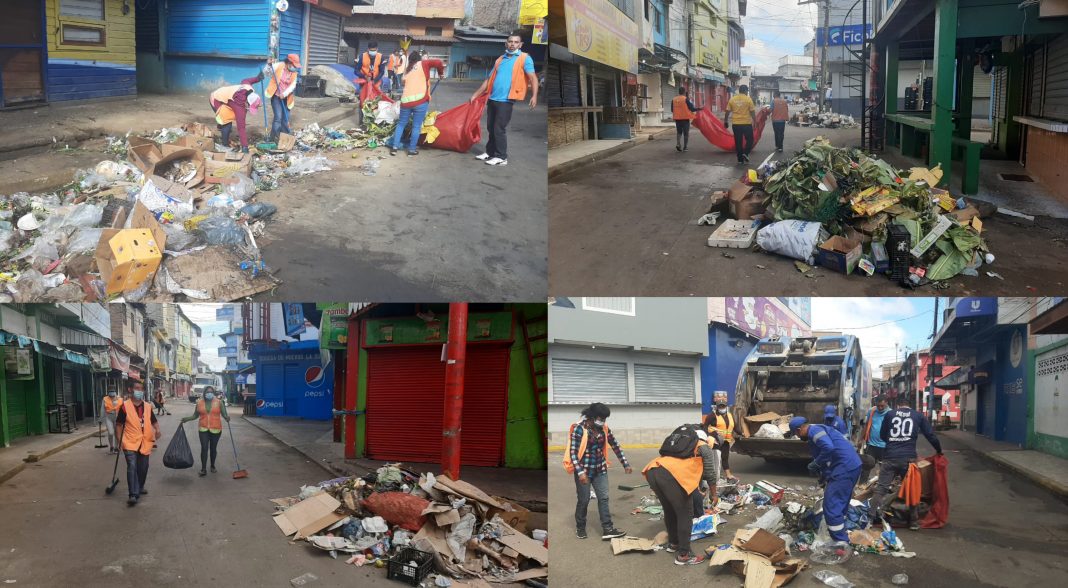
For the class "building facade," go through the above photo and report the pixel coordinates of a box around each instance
[1029,298,1068,459]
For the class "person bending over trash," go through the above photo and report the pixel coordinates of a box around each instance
[787,416,862,550]
[869,396,942,530]
[642,424,720,566]
[390,51,445,157]
[180,386,231,477]
[208,83,262,153]
[563,402,630,541]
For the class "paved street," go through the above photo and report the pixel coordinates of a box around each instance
[549,118,1068,297]
[0,414,397,587]
[547,435,1068,587]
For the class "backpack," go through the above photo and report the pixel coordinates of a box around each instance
[659,424,701,459]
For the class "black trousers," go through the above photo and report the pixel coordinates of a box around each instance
[720,441,731,472]
[485,100,514,159]
[675,120,691,149]
[199,430,222,469]
[772,121,786,150]
[647,466,695,555]
[123,450,149,498]
[732,124,754,162]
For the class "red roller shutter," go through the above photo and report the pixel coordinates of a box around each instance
[365,344,509,466]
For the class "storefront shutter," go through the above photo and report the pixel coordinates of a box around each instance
[560,62,581,106]
[550,358,627,404]
[662,74,676,120]
[1043,34,1068,121]
[1029,46,1045,117]
[992,66,1007,120]
[634,364,695,403]
[307,8,342,67]
[6,381,29,439]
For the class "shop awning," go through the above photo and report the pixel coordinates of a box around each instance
[64,350,90,366]
[934,367,968,390]
[344,27,456,44]
[931,297,999,353]
[1030,299,1068,335]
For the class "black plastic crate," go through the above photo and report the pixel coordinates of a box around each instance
[886,224,911,285]
[386,547,434,586]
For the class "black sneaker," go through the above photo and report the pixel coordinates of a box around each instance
[665,544,678,553]
[742,154,750,162]
[127,497,138,507]
[674,552,706,566]
[210,466,217,473]
[407,150,418,157]
[576,529,588,539]
[199,469,207,477]
[389,148,398,156]
[676,145,682,152]
[909,521,921,531]
[601,528,626,540]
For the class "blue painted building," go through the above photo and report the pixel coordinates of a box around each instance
[699,324,756,414]
[251,340,334,420]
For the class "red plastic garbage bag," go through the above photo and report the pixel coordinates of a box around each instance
[423,94,489,153]
[920,452,950,529]
[692,107,771,152]
[357,80,390,104]
[361,491,429,532]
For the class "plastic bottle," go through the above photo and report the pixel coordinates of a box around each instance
[813,570,855,588]
[892,574,909,585]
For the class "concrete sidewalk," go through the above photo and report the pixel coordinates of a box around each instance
[942,428,1068,501]
[243,416,547,508]
[548,126,674,178]
[0,427,101,485]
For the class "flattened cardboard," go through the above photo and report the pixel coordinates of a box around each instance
[732,528,787,563]
[205,152,253,184]
[434,509,462,527]
[148,175,195,205]
[495,521,548,565]
[709,547,806,588]
[434,475,504,510]
[414,519,458,561]
[272,492,344,539]
[277,133,297,151]
[163,246,279,300]
[94,202,167,295]
[487,497,531,533]
[611,536,657,555]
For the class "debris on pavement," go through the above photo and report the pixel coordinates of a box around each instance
[707,528,808,588]
[812,569,855,588]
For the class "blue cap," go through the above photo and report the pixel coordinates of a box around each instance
[788,416,808,434]
[824,404,837,417]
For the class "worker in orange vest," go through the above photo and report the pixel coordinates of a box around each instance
[563,403,630,541]
[355,41,386,95]
[247,53,301,141]
[114,386,161,506]
[390,49,407,92]
[98,389,122,453]
[209,83,262,153]
[180,386,231,477]
[771,91,790,152]
[702,391,738,483]
[671,86,698,152]
[470,33,538,166]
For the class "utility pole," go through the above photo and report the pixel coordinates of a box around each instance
[929,298,939,423]
[799,0,830,111]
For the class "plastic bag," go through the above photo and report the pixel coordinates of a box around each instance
[756,220,826,265]
[375,100,400,124]
[690,513,722,540]
[285,155,333,176]
[424,94,489,153]
[95,160,141,182]
[446,512,477,561]
[137,179,194,217]
[810,540,852,564]
[67,227,103,254]
[225,174,256,201]
[692,106,772,152]
[745,507,783,532]
[62,204,104,229]
[240,202,278,219]
[12,269,48,302]
[753,423,785,439]
[163,423,195,469]
[162,223,199,251]
[194,215,245,246]
[360,491,429,532]
[813,570,855,588]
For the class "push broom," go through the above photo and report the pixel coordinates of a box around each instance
[227,419,248,479]
[104,443,122,495]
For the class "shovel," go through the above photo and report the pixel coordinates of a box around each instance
[227,419,248,479]
[618,482,649,491]
[105,446,122,495]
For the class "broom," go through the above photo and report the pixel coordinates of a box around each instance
[618,482,649,491]
[104,444,122,495]
[227,419,248,479]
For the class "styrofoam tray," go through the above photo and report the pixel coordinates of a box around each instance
[707,219,760,248]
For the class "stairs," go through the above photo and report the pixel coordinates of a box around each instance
[520,311,549,452]
[841,0,884,151]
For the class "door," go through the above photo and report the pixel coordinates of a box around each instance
[0,0,46,107]
[307,8,342,67]
[978,382,996,437]
[5,380,31,440]
[365,345,510,466]
[1035,346,1068,441]
[283,364,302,417]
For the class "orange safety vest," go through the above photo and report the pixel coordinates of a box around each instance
[486,52,530,102]
[196,398,222,432]
[400,64,430,105]
[104,396,121,414]
[387,54,398,71]
[361,52,383,79]
[898,462,922,507]
[772,98,789,121]
[562,422,611,474]
[265,62,297,109]
[863,408,877,443]
[706,412,735,443]
[120,400,155,455]
[672,95,695,121]
[642,439,712,495]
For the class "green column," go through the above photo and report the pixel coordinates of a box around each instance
[31,352,46,435]
[930,0,959,186]
[885,42,900,147]
[956,40,975,143]
[0,346,10,448]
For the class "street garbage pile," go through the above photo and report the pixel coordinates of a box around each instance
[791,106,859,129]
[271,465,548,586]
[705,137,995,287]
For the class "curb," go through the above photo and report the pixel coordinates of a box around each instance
[547,127,677,179]
[0,430,98,485]
[242,415,348,478]
[975,449,1068,503]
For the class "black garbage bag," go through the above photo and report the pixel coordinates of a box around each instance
[163,423,195,469]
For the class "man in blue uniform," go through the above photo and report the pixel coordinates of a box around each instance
[823,404,848,436]
[788,416,862,543]
[869,397,943,529]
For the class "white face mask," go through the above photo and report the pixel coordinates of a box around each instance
[716,406,728,415]
[593,419,605,427]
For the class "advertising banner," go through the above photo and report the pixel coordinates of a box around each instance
[564,0,640,74]
[724,297,811,340]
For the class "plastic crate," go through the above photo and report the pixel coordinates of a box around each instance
[386,547,434,586]
[886,224,911,285]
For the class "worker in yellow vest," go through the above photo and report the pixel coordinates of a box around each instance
[563,402,630,540]
[114,387,161,506]
[470,33,538,166]
[247,54,301,141]
[671,86,698,152]
[389,51,446,157]
[702,391,739,484]
[181,386,231,477]
[98,389,122,453]
[642,424,720,566]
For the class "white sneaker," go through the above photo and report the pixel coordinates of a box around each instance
[475,153,490,160]
[485,157,508,166]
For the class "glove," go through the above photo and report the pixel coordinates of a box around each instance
[807,461,822,478]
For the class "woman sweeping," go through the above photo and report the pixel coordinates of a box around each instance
[180,386,231,476]
[389,51,446,157]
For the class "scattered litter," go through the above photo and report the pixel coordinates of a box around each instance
[289,572,319,587]
[987,272,1004,280]
[698,212,721,226]
[813,570,855,588]
[892,573,909,585]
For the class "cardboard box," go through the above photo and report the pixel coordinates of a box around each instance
[732,528,787,563]
[173,134,214,152]
[126,138,205,188]
[277,132,297,151]
[727,180,767,220]
[127,136,162,174]
[488,497,531,533]
[205,152,253,184]
[949,205,981,224]
[610,536,657,555]
[273,492,346,539]
[818,236,862,275]
[94,202,166,295]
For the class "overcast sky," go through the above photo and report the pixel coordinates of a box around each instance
[811,298,941,374]
[180,304,234,372]
[741,0,819,75]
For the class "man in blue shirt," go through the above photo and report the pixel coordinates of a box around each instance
[863,395,891,461]
[869,397,943,529]
[823,404,848,436]
[788,416,862,543]
[470,33,538,166]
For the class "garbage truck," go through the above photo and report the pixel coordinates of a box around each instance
[732,334,872,461]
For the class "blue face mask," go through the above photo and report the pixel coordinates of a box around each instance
[133,391,143,401]
[205,393,215,401]
[506,48,519,56]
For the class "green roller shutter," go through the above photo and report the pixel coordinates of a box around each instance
[6,380,30,440]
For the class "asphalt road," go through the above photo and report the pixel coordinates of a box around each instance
[547,435,1068,587]
[0,414,404,587]
[257,80,547,301]
[548,118,1068,297]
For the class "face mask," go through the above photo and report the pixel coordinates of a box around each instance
[593,419,605,427]
[108,392,117,397]
[205,393,215,401]
[369,50,377,55]
[133,391,143,401]
[506,48,519,56]
[716,406,727,415]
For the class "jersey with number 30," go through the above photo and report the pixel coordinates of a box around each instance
[879,407,942,461]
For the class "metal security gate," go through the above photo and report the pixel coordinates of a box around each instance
[365,345,509,466]
[633,364,695,403]
[550,358,627,404]
[1043,34,1068,121]
[661,74,676,121]
[307,7,342,67]
[547,60,581,107]
[283,364,302,417]
[5,380,30,440]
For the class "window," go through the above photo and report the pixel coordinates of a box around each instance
[634,364,696,403]
[655,9,663,34]
[58,0,106,47]
[425,26,443,37]
[60,0,104,21]
[581,297,636,316]
[62,24,105,45]
[644,0,650,20]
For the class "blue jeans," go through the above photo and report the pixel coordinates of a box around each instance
[574,470,614,533]
[270,95,291,139]
[124,450,150,499]
[391,102,429,152]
